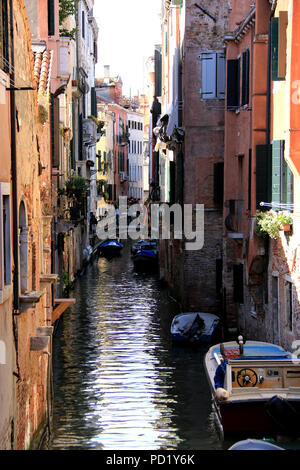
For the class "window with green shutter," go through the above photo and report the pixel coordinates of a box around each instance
[271,17,285,81]
[272,140,293,205]
[256,141,293,209]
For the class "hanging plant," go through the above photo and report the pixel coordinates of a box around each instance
[59,0,78,39]
[255,211,293,239]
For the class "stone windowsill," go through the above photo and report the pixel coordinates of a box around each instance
[19,291,45,312]
[40,274,59,285]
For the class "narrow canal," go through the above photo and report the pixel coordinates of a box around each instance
[49,241,227,450]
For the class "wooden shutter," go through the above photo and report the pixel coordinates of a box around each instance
[248,149,252,211]
[48,0,55,36]
[286,164,294,205]
[201,53,216,98]
[51,96,60,168]
[271,17,285,81]
[217,53,226,99]
[155,48,162,97]
[91,87,97,117]
[256,144,272,209]
[278,11,288,79]
[226,59,240,109]
[272,140,294,204]
[242,49,250,106]
[271,140,282,203]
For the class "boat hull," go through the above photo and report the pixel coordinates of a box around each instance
[99,240,123,256]
[214,397,300,437]
[133,250,158,271]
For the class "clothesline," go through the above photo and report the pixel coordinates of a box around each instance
[260,202,295,211]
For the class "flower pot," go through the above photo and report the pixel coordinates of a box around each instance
[280,224,291,232]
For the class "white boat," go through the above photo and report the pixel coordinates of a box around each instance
[204,337,300,438]
[171,312,220,344]
[229,439,284,450]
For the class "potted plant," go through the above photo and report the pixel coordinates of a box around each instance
[255,210,293,239]
[277,212,293,231]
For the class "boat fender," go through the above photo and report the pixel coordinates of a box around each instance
[214,360,228,389]
[215,387,229,401]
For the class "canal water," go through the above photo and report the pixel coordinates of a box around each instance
[49,241,227,450]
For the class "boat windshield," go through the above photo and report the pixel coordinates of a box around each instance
[212,344,291,361]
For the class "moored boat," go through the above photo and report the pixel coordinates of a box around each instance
[204,337,300,438]
[132,245,158,271]
[228,438,284,450]
[171,312,220,345]
[131,239,158,255]
[98,239,123,256]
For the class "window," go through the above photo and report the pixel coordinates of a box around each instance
[227,58,240,109]
[271,140,293,205]
[233,264,244,303]
[0,185,11,292]
[0,0,9,71]
[255,141,293,209]
[241,49,250,106]
[82,10,85,38]
[200,51,225,99]
[48,0,55,36]
[271,12,288,81]
[213,162,224,206]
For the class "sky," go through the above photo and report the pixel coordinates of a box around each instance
[93,0,162,97]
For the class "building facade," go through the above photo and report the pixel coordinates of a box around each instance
[158,0,230,317]
[128,111,144,201]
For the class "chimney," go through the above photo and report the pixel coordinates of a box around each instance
[104,65,110,83]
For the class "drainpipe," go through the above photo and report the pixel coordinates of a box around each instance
[266,3,276,145]
[9,0,19,314]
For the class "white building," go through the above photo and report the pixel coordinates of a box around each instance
[75,0,99,208]
[128,112,144,200]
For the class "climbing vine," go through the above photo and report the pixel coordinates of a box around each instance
[59,0,78,40]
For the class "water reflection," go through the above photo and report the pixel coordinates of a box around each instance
[50,242,225,450]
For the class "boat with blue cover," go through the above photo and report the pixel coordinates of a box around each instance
[171,312,220,345]
[98,239,123,256]
[132,243,158,271]
[204,337,300,438]
[131,239,158,255]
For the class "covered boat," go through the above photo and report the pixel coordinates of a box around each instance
[229,439,284,450]
[171,312,220,345]
[131,239,158,255]
[98,239,123,256]
[132,243,158,271]
[204,337,300,438]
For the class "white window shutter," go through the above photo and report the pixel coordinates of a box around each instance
[217,53,226,99]
[201,53,216,98]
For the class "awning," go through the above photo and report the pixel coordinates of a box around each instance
[165,104,176,137]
